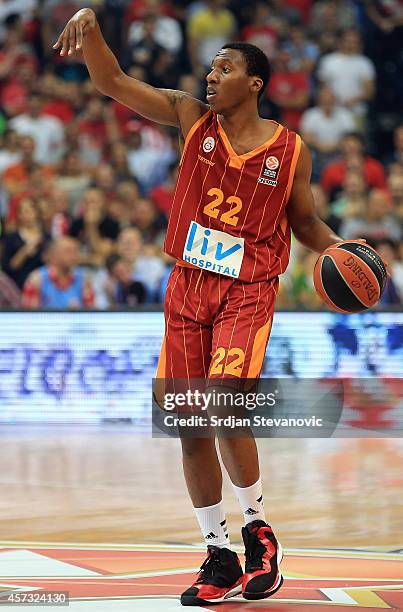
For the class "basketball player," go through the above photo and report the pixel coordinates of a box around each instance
[54,9,342,606]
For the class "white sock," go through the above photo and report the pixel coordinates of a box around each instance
[232,478,266,525]
[194,500,230,548]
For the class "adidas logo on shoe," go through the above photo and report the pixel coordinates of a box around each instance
[205,532,218,539]
[245,508,259,515]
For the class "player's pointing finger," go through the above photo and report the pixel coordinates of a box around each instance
[53,28,66,51]
[76,22,83,50]
[68,25,76,55]
[60,30,69,56]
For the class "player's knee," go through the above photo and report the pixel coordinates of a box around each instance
[180,437,214,458]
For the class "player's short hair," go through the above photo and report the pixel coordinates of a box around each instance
[221,42,271,100]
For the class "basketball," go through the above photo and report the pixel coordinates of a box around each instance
[313,241,387,313]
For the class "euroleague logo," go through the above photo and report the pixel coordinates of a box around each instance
[259,156,280,186]
[266,156,279,170]
[202,136,215,154]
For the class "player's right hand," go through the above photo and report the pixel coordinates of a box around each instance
[52,8,97,57]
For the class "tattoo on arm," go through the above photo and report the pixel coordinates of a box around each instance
[166,90,188,110]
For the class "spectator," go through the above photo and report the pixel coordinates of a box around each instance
[124,14,165,74]
[317,29,375,123]
[286,0,313,24]
[0,18,36,82]
[0,1,37,38]
[300,85,355,177]
[106,196,132,231]
[127,1,182,55]
[321,132,387,199]
[374,239,402,306]
[9,93,65,165]
[0,130,22,176]
[149,47,179,89]
[109,142,133,183]
[116,179,140,210]
[117,226,165,301]
[283,24,319,73]
[394,240,403,301]
[187,0,237,77]
[2,135,53,201]
[124,0,173,24]
[22,236,95,308]
[311,183,342,235]
[93,163,117,201]
[267,48,310,131]
[36,190,70,239]
[363,0,403,35]
[126,125,176,192]
[1,197,48,288]
[340,188,401,242]
[70,188,120,266]
[388,173,403,220]
[330,170,368,220]
[385,123,403,168]
[77,98,120,167]
[310,1,358,37]
[178,73,201,99]
[0,269,22,307]
[54,149,91,213]
[279,246,323,309]
[240,2,279,61]
[105,253,146,306]
[132,196,166,245]
[265,0,302,33]
[150,162,178,216]
[40,73,75,124]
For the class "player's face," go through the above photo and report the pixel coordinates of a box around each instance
[206,50,259,113]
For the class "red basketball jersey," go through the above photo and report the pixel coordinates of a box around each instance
[164,110,301,282]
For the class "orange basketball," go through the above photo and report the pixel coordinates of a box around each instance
[313,241,387,313]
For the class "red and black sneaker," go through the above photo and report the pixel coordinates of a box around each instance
[242,519,283,600]
[180,545,243,606]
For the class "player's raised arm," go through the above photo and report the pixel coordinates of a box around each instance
[53,8,208,136]
[287,142,342,253]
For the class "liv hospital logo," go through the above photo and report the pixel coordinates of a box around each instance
[0,543,402,610]
[183,221,244,278]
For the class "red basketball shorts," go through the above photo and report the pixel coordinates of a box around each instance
[156,263,278,381]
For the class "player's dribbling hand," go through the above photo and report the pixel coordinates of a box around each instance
[52,8,97,57]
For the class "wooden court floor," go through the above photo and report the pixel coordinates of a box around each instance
[0,427,403,610]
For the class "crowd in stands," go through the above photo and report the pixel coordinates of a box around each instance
[0,0,402,310]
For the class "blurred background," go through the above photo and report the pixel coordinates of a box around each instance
[0,0,401,427]
[0,3,402,575]
[0,0,402,311]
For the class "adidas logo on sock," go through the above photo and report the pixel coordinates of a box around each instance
[205,532,218,539]
[245,508,259,515]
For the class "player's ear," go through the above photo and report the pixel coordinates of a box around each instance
[250,77,263,97]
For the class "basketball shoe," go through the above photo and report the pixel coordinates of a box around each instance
[180,545,243,606]
[242,519,283,600]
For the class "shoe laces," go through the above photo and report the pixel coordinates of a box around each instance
[196,547,222,584]
[244,528,268,571]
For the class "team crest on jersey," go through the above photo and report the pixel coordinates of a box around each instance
[202,136,216,154]
[258,155,280,186]
[266,156,279,170]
